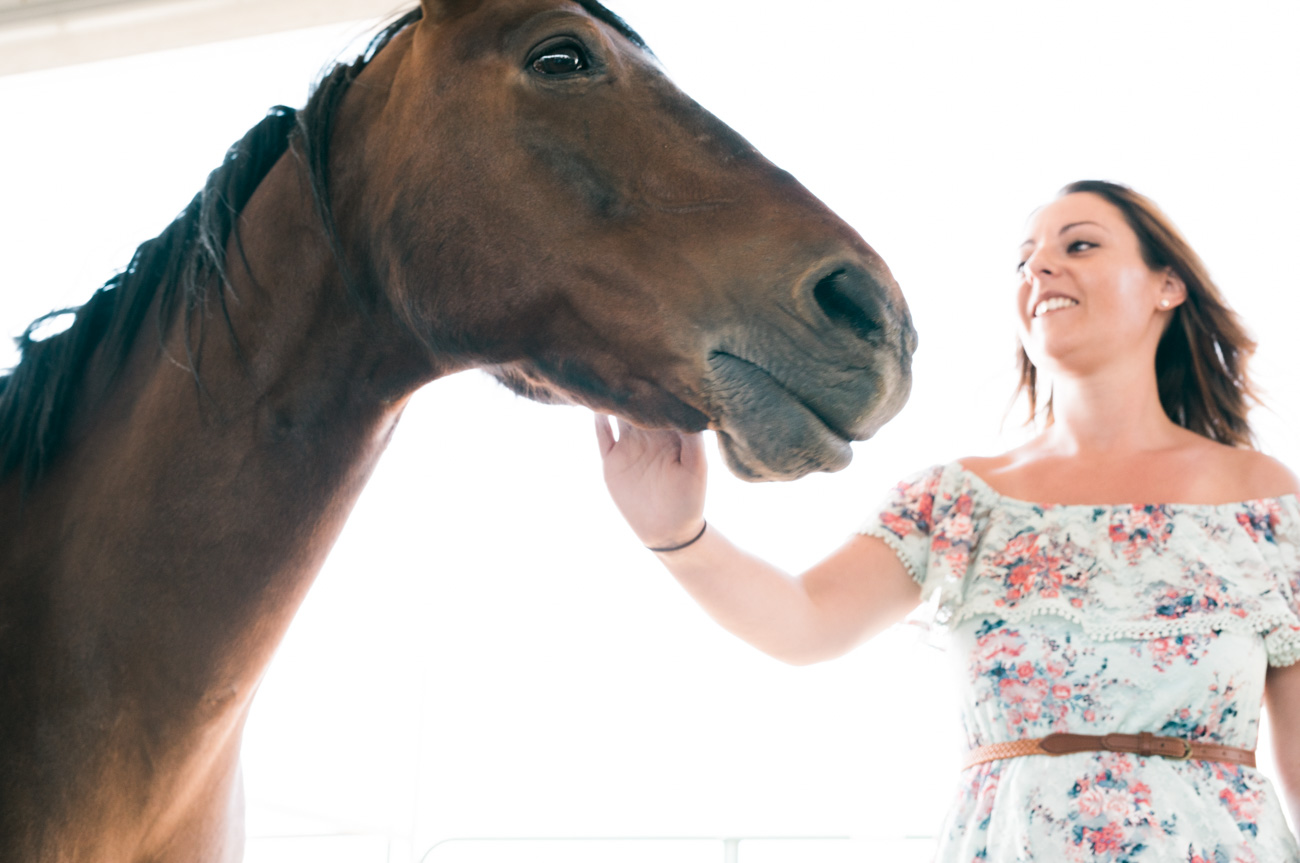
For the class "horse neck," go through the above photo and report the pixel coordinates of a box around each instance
[3,142,433,724]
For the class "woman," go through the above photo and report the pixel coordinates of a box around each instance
[595,180,1300,860]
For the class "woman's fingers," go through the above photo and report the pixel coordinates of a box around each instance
[592,412,708,546]
[593,412,616,456]
[615,417,640,448]
[679,430,705,472]
[595,413,704,481]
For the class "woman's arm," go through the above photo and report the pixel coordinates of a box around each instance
[649,524,922,665]
[595,415,921,665]
[1265,662,1300,830]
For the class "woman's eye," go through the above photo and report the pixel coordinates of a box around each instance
[1068,240,1096,253]
[531,45,589,75]
[1015,260,1027,272]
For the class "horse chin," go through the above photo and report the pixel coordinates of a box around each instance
[714,405,856,482]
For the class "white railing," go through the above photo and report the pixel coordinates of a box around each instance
[423,836,845,863]
[244,831,938,862]
[420,835,936,863]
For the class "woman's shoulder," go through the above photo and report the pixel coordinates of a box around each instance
[1219,447,1300,500]
[1179,436,1299,502]
[950,451,1035,502]
[955,453,1012,481]
[892,459,991,498]
[954,441,1299,506]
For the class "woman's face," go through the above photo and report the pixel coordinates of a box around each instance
[1015,191,1183,378]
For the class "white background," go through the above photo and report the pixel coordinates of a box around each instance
[1,2,1297,861]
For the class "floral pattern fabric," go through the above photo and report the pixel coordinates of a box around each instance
[862,462,1300,862]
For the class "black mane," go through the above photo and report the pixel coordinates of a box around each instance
[0,1,650,490]
[0,9,422,489]
[578,0,650,53]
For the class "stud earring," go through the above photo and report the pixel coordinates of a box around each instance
[1159,299,1171,309]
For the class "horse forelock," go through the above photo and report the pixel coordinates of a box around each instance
[0,7,425,491]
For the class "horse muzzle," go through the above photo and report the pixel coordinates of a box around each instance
[698,257,915,480]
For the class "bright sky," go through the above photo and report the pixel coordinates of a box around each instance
[1,2,1297,862]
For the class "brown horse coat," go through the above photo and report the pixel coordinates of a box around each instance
[0,2,914,860]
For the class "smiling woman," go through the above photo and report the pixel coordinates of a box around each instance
[1,2,1299,862]
[599,174,1300,860]
[1015,180,1259,444]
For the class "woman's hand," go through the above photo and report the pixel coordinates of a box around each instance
[593,414,706,549]
[594,413,919,664]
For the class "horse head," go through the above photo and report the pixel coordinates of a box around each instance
[334,0,917,480]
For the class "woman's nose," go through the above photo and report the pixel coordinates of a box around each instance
[1023,247,1055,278]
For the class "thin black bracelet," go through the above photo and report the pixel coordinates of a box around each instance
[646,520,708,553]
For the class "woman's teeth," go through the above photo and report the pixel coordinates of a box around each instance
[1034,296,1079,317]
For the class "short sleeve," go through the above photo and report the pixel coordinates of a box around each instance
[1264,497,1300,668]
[858,464,945,589]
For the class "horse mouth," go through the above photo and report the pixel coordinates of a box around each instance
[705,350,899,481]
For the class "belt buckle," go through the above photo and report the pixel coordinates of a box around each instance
[1170,739,1193,760]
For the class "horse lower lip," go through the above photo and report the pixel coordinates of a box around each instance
[704,352,864,480]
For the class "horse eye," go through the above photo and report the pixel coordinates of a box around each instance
[531,45,588,76]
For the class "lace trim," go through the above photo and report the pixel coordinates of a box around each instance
[858,526,925,588]
[942,599,1299,645]
[1265,628,1300,668]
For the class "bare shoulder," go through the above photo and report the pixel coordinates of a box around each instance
[1190,432,1300,498]
[958,438,1299,504]
[957,453,1006,473]
[1228,448,1300,499]
[956,451,1016,479]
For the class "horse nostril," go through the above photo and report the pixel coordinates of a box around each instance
[812,268,883,343]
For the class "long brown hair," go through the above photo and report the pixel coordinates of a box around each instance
[1015,180,1259,448]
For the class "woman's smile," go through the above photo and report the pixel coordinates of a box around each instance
[1032,294,1081,318]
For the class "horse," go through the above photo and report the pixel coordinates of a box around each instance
[0,1,916,859]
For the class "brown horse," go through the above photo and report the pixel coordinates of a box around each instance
[0,1,915,860]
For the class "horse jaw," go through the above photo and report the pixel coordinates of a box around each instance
[483,345,914,483]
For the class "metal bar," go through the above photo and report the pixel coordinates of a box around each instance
[0,0,397,77]
[420,835,854,863]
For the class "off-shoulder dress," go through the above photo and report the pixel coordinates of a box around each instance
[862,461,1300,862]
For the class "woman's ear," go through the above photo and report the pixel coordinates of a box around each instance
[1158,268,1188,311]
[421,0,483,22]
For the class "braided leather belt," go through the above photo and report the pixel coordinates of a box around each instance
[963,732,1256,771]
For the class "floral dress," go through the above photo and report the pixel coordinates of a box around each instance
[861,462,1300,863]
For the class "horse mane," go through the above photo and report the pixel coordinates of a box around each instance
[0,1,648,490]
[578,0,649,53]
[0,8,423,489]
